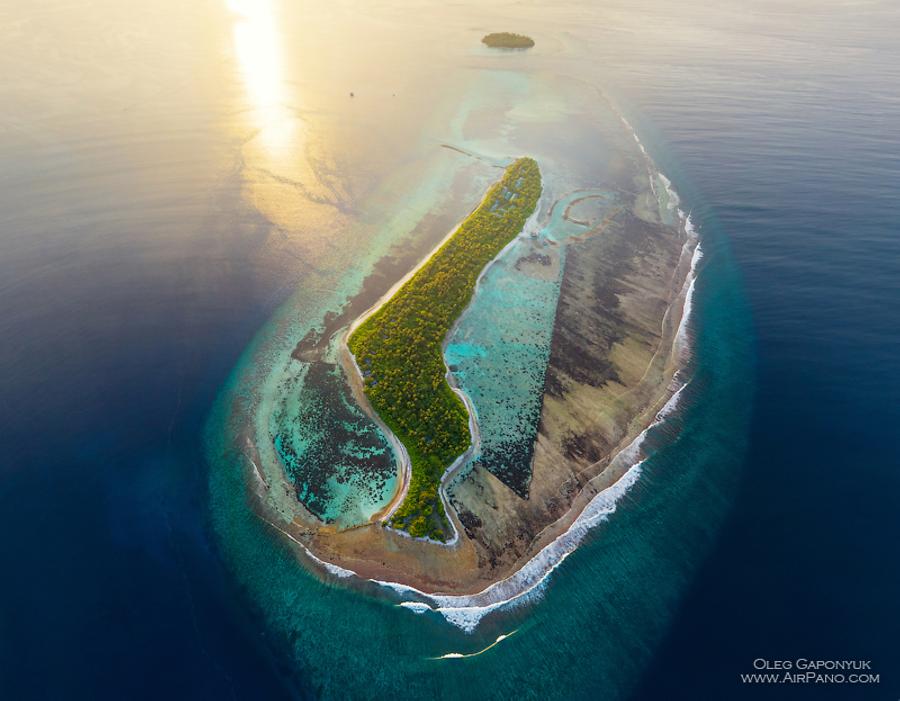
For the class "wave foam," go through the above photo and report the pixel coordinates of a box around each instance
[430,630,518,659]
[659,173,681,211]
[370,433,662,632]
[676,224,703,353]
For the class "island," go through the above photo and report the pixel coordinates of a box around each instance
[481,32,535,49]
[347,158,542,541]
[222,91,701,605]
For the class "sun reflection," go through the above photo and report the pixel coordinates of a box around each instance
[227,0,295,156]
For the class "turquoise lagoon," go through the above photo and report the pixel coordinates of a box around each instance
[445,188,616,498]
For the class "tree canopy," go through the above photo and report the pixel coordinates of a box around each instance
[482,32,535,49]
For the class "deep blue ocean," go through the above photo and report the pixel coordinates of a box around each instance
[1,1,899,699]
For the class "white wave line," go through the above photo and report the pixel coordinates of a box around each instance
[373,382,687,633]
[429,629,519,660]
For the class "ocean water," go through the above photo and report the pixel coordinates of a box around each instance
[1,1,898,700]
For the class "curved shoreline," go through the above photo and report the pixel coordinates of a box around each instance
[429,199,544,545]
[334,182,491,536]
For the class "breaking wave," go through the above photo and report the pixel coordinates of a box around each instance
[429,630,519,660]
[374,364,693,632]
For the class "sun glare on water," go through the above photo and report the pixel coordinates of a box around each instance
[227,0,295,156]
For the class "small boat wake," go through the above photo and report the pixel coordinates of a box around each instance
[429,630,519,660]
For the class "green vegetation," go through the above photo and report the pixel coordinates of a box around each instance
[348,158,542,540]
[481,32,535,49]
